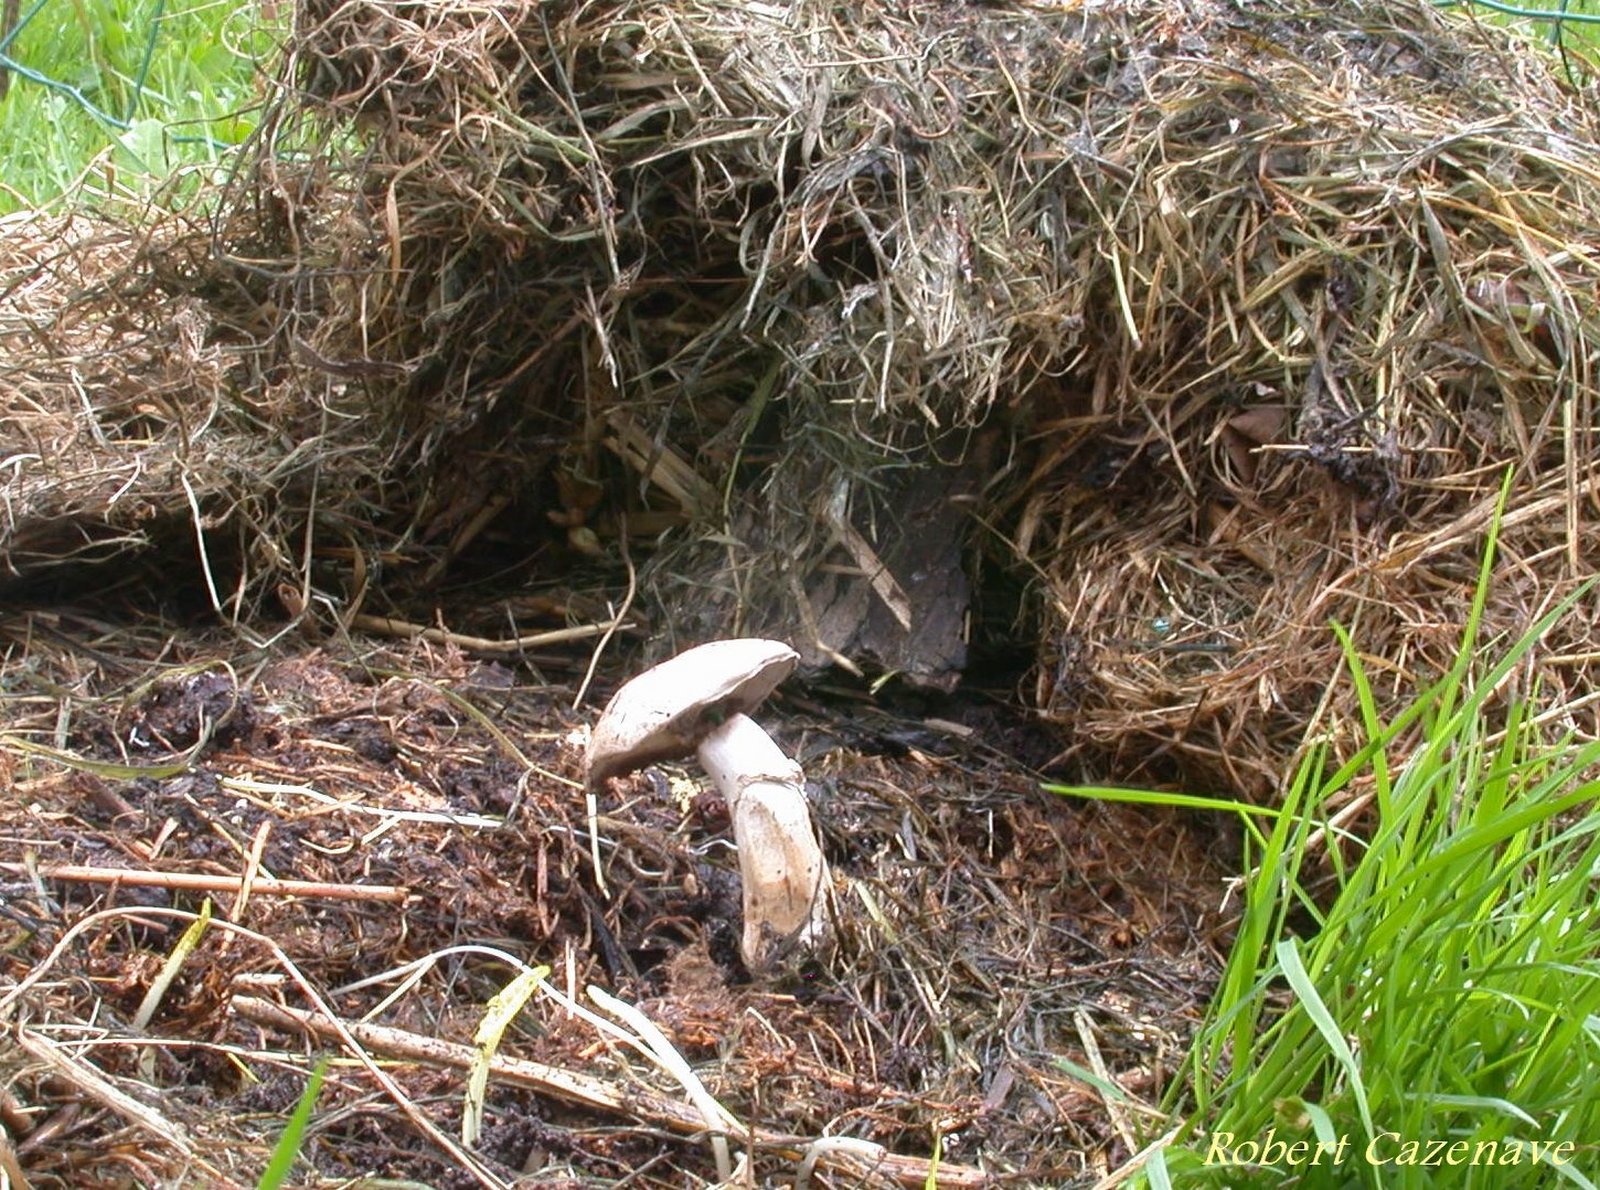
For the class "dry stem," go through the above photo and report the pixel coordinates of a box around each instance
[0,863,409,903]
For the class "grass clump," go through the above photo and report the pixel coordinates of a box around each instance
[0,0,280,212]
[1057,507,1600,1187]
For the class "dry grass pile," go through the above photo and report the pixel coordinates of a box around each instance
[0,624,1227,1186]
[0,213,257,580]
[3,0,1599,794]
[995,5,1600,793]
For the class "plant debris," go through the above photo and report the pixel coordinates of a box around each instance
[5,0,1599,786]
[5,0,1596,794]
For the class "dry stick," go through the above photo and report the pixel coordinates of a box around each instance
[349,614,632,658]
[0,1125,31,1190]
[231,821,273,921]
[1090,1126,1182,1190]
[0,863,408,903]
[822,478,913,631]
[231,997,991,1189]
[1074,1008,1136,1155]
[603,411,718,514]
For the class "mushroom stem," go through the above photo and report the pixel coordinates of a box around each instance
[696,714,830,969]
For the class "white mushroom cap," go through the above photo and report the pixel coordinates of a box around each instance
[585,639,799,790]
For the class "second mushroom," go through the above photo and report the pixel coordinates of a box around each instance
[585,638,831,970]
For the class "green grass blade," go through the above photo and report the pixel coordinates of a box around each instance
[1330,622,1393,824]
[1275,938,1374,1140]
[1042,784,1279,852]
[1145,1145,1174,1190]
[256,1057,329,1190]
[1042,785,1283,819]
[1056,1055,1133,1103]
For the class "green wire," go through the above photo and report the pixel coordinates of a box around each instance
[0,0,53,54]
[0,0,238,150]
[1435,0,1600,24]
[2,0,133,130]
[0,53,131,130]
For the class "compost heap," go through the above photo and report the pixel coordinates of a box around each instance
[4,0,1598,796]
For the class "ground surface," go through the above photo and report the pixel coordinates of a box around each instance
[1,615,1233,1187]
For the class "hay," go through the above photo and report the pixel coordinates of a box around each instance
[3,0,1599,790]
[0,213,229,576]
[0,207,384,617]
[987,5,1600,791]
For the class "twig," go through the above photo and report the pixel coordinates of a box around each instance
[219,774,508,831]
[1090,1126,1182,1190]
[230,996,991,1188]
[823,477,913,632]
[602,410,717,515]
[586,983,736,1181]
[0,1120,33,1190]
[231,821,272,921]
[1074,1008,1137,1154]
[349,614,633,657]
[0,863,408,903]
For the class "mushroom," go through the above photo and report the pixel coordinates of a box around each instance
[586,639,831,970]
